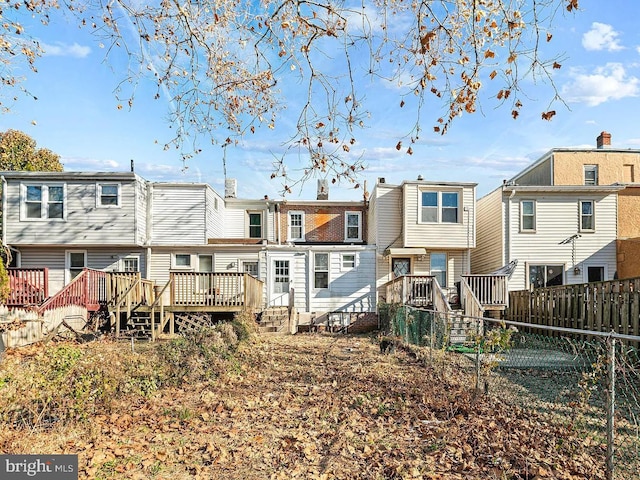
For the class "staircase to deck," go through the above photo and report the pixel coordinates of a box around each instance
[258,306,290,334]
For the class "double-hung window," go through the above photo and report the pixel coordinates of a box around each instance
[97,183,120,207]
[584,165,598,185]
[342,253,356,270]
[420,191,459,223]
[248,212,262,238]
[288,211,305,241]
[580,200,595,231]
[314,253,329,289]
[345,211,362,241]
[121,256,140,272]
[520,200,536,232]
[23,184,65,220]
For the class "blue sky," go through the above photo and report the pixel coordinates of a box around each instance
[1,0,640,201]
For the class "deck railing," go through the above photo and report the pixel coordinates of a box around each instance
[461,274,508,307]
[460,276,485,319]
[384,275,434,307]
[7,268,49,306]
[38,268,107,313]
[170,272,264,310]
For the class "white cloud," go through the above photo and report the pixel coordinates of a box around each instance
[62,157,120,169]
[561,63,639,106]
[582,22,624,51]
[41,42,91,58]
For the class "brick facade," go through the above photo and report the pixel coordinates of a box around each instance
[279,204,367,243]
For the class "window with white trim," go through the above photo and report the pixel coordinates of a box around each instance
[584,165,598,185]
[198,255,213,272]
[22,184,65,220]
[288,211,305,241]
[243,261,259,278]
[174,254,192,268]
[345,212,362,241]
[248,212,262,238]
[529,264,563,288]
[580,200,595,231]
[97,183,120,207]
[314,253,329,289]
[66,250,86,283]
[121,256,139,272]
[342,253,356,270]
[420,191,459,223]
[430,253,447,288]
[520,200,536,232]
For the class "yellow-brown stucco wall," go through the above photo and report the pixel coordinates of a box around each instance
[553,151,640,185]
[618,188,640,238]
[617,238,640,280]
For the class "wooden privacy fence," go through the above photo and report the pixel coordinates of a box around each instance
[507,277,640,337]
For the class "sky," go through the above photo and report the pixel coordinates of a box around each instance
[1,0,640,201]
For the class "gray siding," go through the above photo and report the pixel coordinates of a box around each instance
[5,178,140,245]
[206,188,225,239]
[514,156,553,185]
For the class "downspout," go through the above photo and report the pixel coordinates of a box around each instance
[1,175,6,247]
[145,182,153,280]
[506,187,516,268]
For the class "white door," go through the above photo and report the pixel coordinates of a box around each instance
[270,259,290,306]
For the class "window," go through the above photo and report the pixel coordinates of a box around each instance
[174,254,192,268]
[121,257,139,272]
[23,184,65,220]
[248,212,262,238]
[420,191,459,223]
[274,260,290,294]
[342,253,356,269]
[431,253,447,287]
[421,192,438,222]
[314,253,329,289]
[623,164,635,183]
[345,212,362,241]
[243,261,259,278]
[97,183,120,207]
[587,266,605,283]
[529,264,563,288]
[392,258,410,278]
[66,250,86,283]
[288,211,305,241]
[441,193,458,223]
[584,165,598,185]
[520,200,536,232]
[580,200,594,231]
[198,255,213,272]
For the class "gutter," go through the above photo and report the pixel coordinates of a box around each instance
[1,175,6,246]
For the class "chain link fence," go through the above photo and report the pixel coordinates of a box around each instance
[380,305,640,480]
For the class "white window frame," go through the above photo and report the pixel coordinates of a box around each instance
[584,165,598,186]
[20,183,66,221]
[314,252,330,289]
[96,183,121,208]
[65,250,87,284]
[579,200,595,232]
[344,211,362,241]
[430,252,447,288]
[197,254,214,272]
[341,253,356,270]
[119,255,140,272]
[288,211,305,241]
[243,261,259,279]
[248,211,263,239]
[528,263,565,288]
[173,253,193,269]
[418,190,460,224]
[520,200,536,232]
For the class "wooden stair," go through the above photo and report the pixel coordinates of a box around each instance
[258,306,290,334]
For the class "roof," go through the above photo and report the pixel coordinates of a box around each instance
[502,185,626,194]
[0,171,141,181]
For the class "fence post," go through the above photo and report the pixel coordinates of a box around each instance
[606,336,615,480]
[475,318,483,393]
[429,314,434,363]
[404,307,409,344]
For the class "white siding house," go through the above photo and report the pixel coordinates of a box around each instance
[368,179,477,302]
[473,185,624,291]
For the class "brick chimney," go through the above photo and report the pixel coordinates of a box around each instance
[596,131,611,149]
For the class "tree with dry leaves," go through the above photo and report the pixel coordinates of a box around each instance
[1,0,577,192]
[0,129,63,172]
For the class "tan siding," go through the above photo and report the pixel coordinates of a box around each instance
[403,184,475,248]
[617,187,640,238]
[472,188,504,274]
[553,150,640,185]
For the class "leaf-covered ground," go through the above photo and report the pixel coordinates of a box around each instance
[0,334,605,479]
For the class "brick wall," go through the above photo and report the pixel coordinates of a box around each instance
[279,204,367,243]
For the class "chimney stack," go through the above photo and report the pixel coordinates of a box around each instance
[596,131,611,149]
[317,179,329,200]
